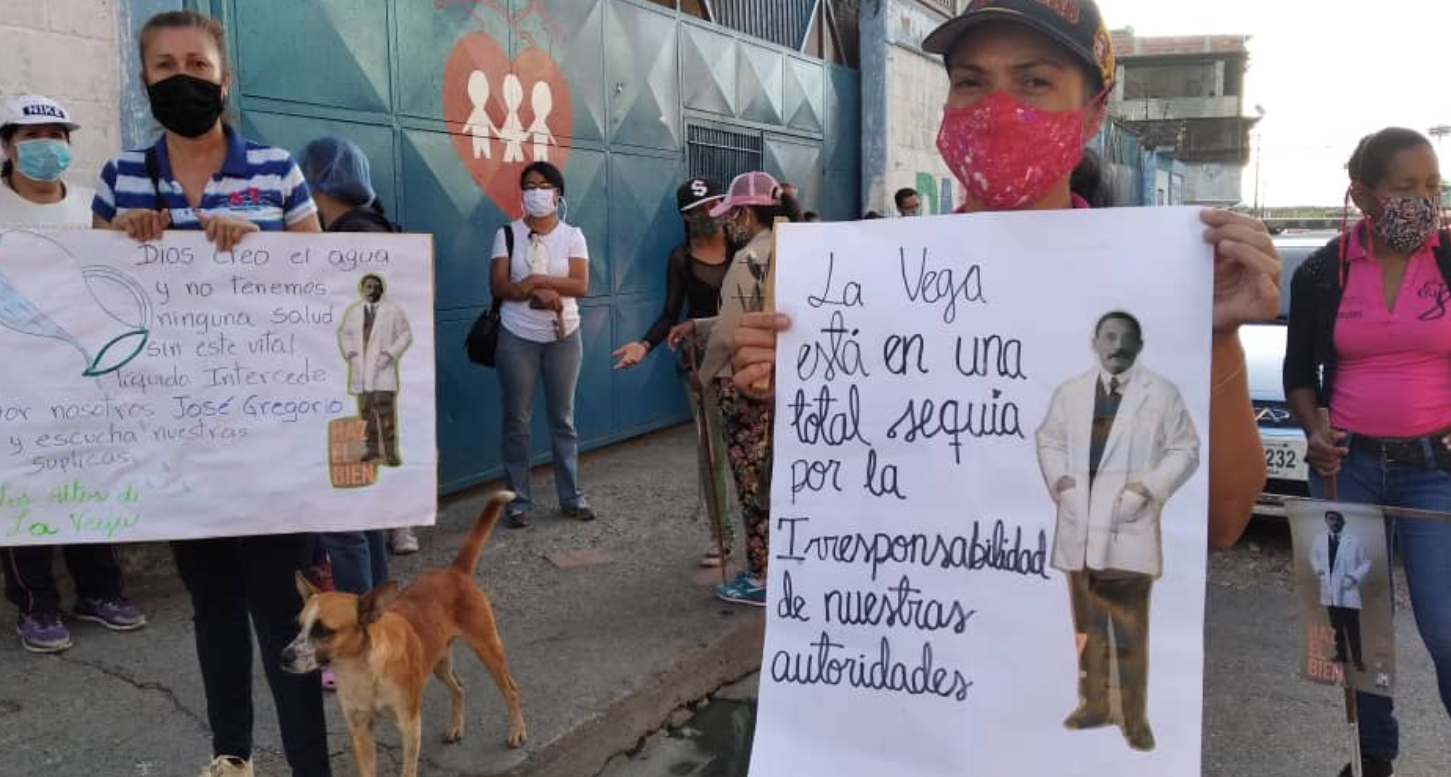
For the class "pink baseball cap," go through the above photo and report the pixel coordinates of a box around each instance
[709,171,782,218]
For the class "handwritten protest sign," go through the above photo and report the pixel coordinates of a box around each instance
[1287,499,1396,695]
[750,208,1212,776]
[0,229,435,546]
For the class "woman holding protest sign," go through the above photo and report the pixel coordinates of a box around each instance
[723,1,1277,738]
[0,94,148,654]
[695,171,803,606]
[1284,127,1451,777]
[92,10,327,777]
[730,0,1275,556]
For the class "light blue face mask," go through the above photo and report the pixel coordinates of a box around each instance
[15,138,72,182]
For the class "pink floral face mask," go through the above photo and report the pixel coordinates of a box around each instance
[1356,184,1440,254]
[936,90,1101,211]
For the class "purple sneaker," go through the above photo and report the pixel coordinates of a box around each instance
[74,597,147,632]
[17,611,72,654]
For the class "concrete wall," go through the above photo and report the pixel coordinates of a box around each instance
[862,0,960,217]
[0,0,125,188]
[1183,162,1242,206]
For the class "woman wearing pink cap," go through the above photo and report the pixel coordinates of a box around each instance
[696,171,803,605]
[728,2,1278,593]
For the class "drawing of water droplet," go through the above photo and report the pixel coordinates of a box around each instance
[0,230,153,377]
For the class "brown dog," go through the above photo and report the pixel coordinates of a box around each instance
[283,491,527,777]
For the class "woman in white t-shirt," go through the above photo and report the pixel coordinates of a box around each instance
[0,93,147,656]
[490,160,594,527]
[0,95,96,229]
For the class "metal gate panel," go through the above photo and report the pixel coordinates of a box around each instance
[610,297,688,432]
[609,152,685,296]
[537,0,608,143]
[681,22,738,118]
[783,56,824,135]
[232,0,392,113]
[575,302,614,445]
[737,42,783,125]
[240,111,399,218]
[563,147,611,298]
[764,134,824,215]
[605,1,680,150]
[393,1,514,120]
[824,64,861,220]
[399,128,499,313]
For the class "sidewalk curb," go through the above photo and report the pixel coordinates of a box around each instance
[506,610,764,777]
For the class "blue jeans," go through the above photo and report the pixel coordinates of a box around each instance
[496,326,585,514]
[321,532,389,595]
[1309,444,1451,761]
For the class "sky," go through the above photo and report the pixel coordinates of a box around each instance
[1097,0,1451,207]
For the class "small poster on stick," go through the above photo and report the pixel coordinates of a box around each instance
[750,207,1213,776]
[1286,499,1396,696]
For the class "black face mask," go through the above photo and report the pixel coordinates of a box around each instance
[148,74,225,138]
[685,213,723,240]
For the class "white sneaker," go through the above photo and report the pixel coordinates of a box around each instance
[389,527,420,555]
[198,756,253,777]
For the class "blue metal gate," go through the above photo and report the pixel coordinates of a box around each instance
[196,0,859,492]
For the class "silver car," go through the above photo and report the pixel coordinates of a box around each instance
[1241,231,1339,516]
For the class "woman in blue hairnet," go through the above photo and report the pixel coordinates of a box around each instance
[295,137,419,689]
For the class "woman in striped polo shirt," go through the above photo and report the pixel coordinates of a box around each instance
[92,11,328,777]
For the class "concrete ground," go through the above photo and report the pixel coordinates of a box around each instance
[2,428,1448,776]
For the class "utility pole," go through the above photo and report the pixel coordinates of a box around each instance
[1253,105,1266,219]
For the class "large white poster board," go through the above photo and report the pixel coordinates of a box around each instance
[750,208,1212,776]
[0,229,436,546]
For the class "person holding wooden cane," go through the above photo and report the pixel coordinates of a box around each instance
[1285,127,1451,777]
[696,171,803,606]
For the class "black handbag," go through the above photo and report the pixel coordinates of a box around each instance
[465,225,514,367]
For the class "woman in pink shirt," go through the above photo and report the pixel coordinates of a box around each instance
[1284,126,1451,777]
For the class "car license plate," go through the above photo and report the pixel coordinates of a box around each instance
[1264,438,1308,481]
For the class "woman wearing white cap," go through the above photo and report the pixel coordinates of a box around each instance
[0,93,148,654]
[0,95,95,229]
[695,171,803,605]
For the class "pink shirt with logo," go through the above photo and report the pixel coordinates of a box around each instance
[1331,224,1451,437]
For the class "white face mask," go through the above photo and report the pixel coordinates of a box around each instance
[522,189,557,218]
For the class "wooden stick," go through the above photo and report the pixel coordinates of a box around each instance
[1319,472,1362,777]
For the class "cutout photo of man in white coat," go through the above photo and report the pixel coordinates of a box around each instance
[1035,310,1201,753]
[339,273,413,466]
[1310,510,1371,673]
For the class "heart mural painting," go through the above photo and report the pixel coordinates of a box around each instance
[442,32,573,219]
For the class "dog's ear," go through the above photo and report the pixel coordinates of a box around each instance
[357,580,400,626]
[295,571,319,601]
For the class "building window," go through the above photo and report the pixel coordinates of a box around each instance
[687,123,764,186]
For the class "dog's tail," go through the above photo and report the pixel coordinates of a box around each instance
[452,490,515,574]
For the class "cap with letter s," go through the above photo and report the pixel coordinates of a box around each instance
[922,0,1116,91]
[676,176,726,213]
[0,95,81,133]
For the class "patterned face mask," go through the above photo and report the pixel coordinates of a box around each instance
[936,90,1099,211]
[1363,189,1440,254]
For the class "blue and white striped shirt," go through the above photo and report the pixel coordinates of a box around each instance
[92,127,316,230]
